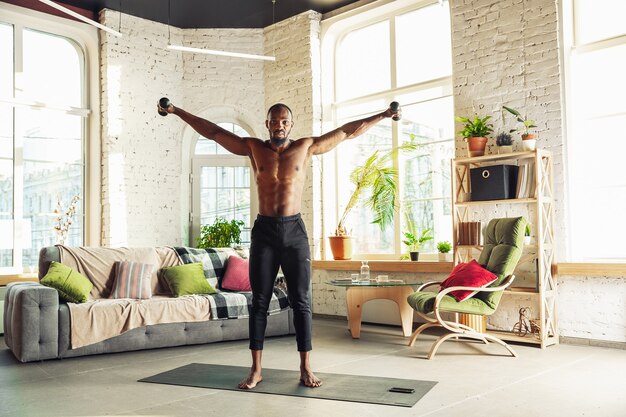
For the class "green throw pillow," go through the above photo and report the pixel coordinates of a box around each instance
[40,261,93,303]
[161,263,217,297]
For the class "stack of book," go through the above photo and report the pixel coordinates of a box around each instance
[516,161,536,198]
[457,221,481,245]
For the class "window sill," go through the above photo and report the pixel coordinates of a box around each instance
[0,274,38,286]
[312,260,453,273]
[313,261,626,277]
[557,262,626,277]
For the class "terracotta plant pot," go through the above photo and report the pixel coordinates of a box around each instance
[522,134,537,151]
[328,236,352,260]
[465,136,488,157]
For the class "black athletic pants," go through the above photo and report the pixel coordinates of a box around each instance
[248,213,312,352]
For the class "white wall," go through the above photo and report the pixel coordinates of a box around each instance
[264,10,323,245]
[99,12,266,247]
[100,11,185,247]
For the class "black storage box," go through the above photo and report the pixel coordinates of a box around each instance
[470,164,519,201]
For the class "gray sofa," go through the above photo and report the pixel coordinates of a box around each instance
[3,246,294,363]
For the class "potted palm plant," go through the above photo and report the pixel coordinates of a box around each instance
[455,115,494,157]
[503,106,537,151]
[329,143,417,260]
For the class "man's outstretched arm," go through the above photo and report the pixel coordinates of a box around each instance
[158,102,250,156]
[309,105,400,155]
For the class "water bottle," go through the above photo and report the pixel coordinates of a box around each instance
[360,260,370,282]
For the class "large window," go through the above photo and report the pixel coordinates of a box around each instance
[325,1,453,258]
[565,0,626,261]
[191,123,254,245]
[0,18,87,273]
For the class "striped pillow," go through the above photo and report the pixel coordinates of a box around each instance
[109,261,154,299]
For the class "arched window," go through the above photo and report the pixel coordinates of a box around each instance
[323,1,454,259]
[191,123,255,245]
[0,9,91,272]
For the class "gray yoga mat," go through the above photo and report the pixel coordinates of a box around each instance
[139,363,437,407]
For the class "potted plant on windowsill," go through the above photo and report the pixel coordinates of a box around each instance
[436,240,452,261]
[329,143,418,260]
[403,227,433,261]
[503,105,537,151]
[455,114,494,157]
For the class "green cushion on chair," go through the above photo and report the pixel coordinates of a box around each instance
[407,291,496,316]
[476,216,526,309]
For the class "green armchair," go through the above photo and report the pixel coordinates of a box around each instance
[406,217,527,359]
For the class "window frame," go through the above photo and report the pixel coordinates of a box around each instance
[320,0,454,260]
[0,3,100,274]
[562,0,626,262]
[189,124,259,246]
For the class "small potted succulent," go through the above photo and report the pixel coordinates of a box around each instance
[503,106,537,151]
[524,223,532,245]
[436,240,452,261]
[455,115,493,157]
[403,228,433,261]
[496,132,513,154]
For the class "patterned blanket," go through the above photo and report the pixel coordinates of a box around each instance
[173,247,290,320]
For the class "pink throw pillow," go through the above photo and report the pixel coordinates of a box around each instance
[440,260,497,301]
[221,255,251,292]
[109,261,154,299]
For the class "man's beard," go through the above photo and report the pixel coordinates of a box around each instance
[271,130,288,145]
[271,137,287,145]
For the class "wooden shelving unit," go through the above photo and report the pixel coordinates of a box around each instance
[451,149,558,348]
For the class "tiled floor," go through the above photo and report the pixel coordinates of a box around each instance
[1,318,625,417]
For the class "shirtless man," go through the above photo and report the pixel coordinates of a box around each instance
[158,100,401,389]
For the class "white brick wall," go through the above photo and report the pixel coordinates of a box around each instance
[100,11,185,247]
[264,11,323,240]
[99,11,267,247]
[558,276,626,342]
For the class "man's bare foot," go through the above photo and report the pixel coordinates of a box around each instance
[300,368,322,388]
[238,371,263,389]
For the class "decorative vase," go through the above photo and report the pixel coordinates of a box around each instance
[498,145,513,154]
[328,236,352,260]
[522,134,536,151]
[465,136,488,157]
[409,251,419,261]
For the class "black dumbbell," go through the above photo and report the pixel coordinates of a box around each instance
[390,101,401,121]
[158,97,171,116]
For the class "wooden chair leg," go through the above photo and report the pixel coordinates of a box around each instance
[482,333,518,357]
[427,331,517,359]
[408,322,441,347]
[427,333,463,360]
